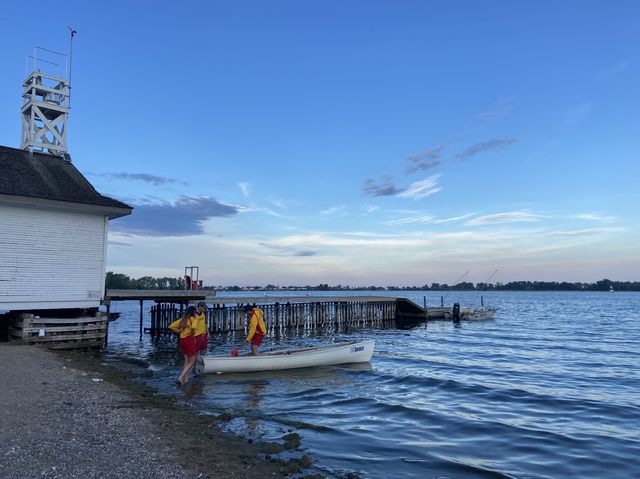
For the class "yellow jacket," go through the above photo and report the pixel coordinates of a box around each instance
[168,316,196,339]
[193,312,207,336]
[246,308,266,342]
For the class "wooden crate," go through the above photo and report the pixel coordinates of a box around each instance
[10,313,108,349]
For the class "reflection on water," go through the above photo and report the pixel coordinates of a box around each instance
[102,291,640,479]
[245,382,266,434]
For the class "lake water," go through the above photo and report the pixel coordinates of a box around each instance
[102,290,640,478]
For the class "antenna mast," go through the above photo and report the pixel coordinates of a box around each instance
[67,26,76,108]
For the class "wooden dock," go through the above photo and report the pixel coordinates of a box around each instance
[103,290,463,340]
[147,296,453,335]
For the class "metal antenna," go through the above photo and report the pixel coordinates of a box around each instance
[483,269,499,284]
[66,25,77,107]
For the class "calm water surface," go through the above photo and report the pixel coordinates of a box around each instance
[103,291,640,478]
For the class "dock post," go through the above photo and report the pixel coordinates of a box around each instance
[104,301,110,347]
[423,296,427,320]
[441,296,444,307]
[139,299,143,339]
[481,295,484,306]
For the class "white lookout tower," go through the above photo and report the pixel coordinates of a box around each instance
[20,36,75,158]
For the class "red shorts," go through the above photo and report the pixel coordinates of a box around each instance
[251,332,265,346]
[194,334,208,352]
[179,336,197,357]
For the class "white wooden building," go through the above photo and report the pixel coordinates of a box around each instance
[0,145,132,311]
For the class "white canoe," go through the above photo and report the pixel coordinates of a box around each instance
[196,340,375,374]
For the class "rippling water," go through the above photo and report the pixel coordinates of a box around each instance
[103,291,640,478]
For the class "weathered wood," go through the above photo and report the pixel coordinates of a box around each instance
[149,298,397,336]
[10,314,108,349]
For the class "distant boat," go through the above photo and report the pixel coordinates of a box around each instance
[196,340,375,374]
[459,305,498,320]
[610,286,615,293]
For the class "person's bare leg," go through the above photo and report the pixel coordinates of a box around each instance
[178,355,194,384]
[251,344,260,356]
[187,355,197,378]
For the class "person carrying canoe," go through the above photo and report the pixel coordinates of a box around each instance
[168,305,198,385]
[241,304,266,356]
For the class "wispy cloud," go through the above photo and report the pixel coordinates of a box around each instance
[363,204,379,213]
[564,103,593,126]
[259,242,318,257]
[269,197,296,209]
[405,145,444,174]
[386,212,475,226]
[386,215,435,226]
[241,206,289,219]
[466,210,542,226]
[575,213,616,223]
[97,172,182,186]
[363,175,405,197]
[543,227,623,238]
[598,61,630,78]
[111,196,242,236]
[475,97,515,123]
[238,182,251,197]
[397,174,442,200]
[431,213,477,224]
[454,138,518,161]
[320,205,348,216]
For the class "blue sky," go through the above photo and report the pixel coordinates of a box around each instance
[1,1,638,286]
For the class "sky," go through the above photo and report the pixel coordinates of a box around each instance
[1,1,639,287]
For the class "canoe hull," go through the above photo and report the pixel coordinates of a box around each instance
[197,340,375,374]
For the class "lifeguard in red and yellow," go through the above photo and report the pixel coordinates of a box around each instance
[168,306,198,385]
[193,301,209,357]
[241,305,266,355]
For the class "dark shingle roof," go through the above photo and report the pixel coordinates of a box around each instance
[0,144,131,213]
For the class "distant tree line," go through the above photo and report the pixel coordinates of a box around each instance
[105,273,639,292]
[106,272,185,290]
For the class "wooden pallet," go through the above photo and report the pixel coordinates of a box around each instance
[10,313,107,349]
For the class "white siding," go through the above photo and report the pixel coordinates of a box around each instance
[0,204,107,310]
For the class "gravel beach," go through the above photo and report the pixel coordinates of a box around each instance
[0,343,308,479]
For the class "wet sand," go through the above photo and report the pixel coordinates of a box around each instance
[0,343,315,479]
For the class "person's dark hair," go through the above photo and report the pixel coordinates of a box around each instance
[197,301,206,308]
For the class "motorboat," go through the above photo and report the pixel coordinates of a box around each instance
[460,305,498,320]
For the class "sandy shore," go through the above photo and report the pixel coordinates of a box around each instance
[0,343,315,479]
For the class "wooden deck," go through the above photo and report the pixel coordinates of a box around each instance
[105,289,217,302]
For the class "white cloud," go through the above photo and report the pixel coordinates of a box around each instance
[544,227,623,238]
[466,210,543,226]
[238,182,251,197]
[363,204,379,213]
[269,197,295,209]
[397,174,442,200]
[575,213,616,223]
[386,215,435,226]
[320,205,348,216]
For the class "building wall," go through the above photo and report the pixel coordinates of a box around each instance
[0,203,108,310]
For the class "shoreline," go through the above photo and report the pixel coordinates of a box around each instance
[0,343,315,479]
